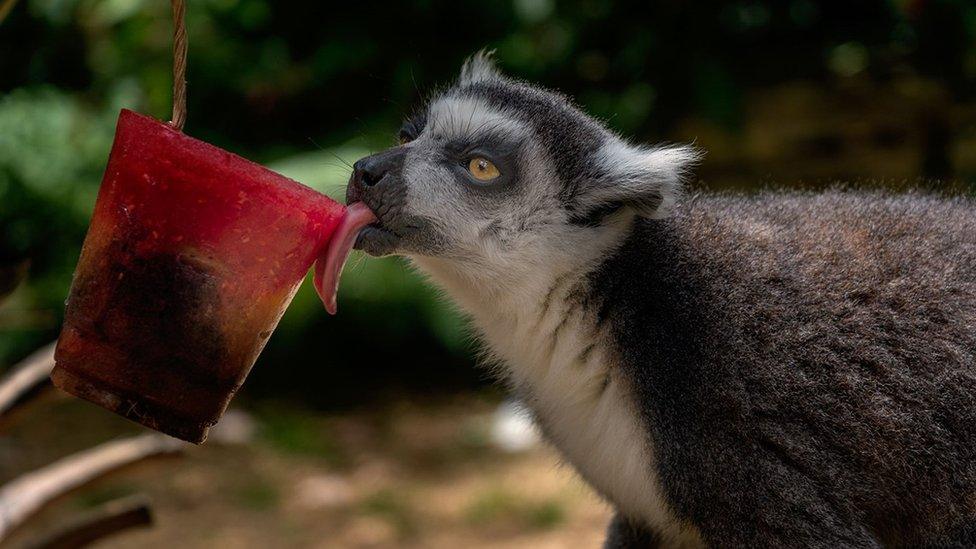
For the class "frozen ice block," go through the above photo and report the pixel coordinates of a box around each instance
[52,109,345,443]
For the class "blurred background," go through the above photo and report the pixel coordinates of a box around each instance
[1,0,975,547]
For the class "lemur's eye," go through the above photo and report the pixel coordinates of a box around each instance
[468,157,500,181]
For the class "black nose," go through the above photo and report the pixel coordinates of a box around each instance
[353,163,382,187]
[352,148,404,188]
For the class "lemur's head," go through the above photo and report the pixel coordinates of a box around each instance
[326,53,697,306]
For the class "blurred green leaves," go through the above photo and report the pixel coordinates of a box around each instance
[464,488,567,531]
[256,405,347,465]
[0,89,103,214]
[0,87,118,359]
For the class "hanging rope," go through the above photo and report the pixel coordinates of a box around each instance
[170,0,187,131]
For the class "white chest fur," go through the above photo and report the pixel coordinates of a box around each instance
[411,226,702,545]
[476,292,700,546]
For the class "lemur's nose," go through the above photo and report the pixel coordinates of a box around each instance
[353,163,382,187]
[352,149,404,188]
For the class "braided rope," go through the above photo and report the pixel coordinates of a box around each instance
[170,0,187,131]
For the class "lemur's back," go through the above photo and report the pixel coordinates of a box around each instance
[591,191,976,547]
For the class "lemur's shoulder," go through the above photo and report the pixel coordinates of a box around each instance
[589,188,976,399]
[677,189,976,252]
[613,189,976,298]
[588,190,976,546]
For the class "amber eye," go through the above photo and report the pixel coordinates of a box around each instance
[467,157,500,181]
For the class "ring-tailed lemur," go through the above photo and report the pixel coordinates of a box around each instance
[338,53,976,548]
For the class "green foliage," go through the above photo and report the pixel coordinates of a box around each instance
[464,488,566,531]
[256,405,347,466]
[233,478,281,511]
[359,488,419,539]
[525,499,567,529]
[0,87,120,361]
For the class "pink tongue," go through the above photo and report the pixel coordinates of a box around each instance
[313,202,378,315]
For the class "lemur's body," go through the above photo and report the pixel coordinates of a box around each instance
[343,54,976,547]
[594,194,976,547]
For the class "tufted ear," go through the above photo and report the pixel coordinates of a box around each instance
[458,50,502,86]
[573,142,700,224]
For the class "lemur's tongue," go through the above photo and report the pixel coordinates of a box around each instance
[314,202,377,315]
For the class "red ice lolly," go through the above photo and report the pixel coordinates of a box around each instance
[51,109,361,443]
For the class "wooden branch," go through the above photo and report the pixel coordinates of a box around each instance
[21,495,153,549]
[0,342,56,417]
[0,434,183,540]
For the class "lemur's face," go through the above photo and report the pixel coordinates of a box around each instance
[347,54,697,265]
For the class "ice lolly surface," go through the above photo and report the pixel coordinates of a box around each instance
[52,109,345,443]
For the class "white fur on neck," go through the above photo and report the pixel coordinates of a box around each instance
[411,215,702,546]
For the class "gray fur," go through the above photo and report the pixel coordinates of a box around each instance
[347,54,976,548]
[592,192,976,547]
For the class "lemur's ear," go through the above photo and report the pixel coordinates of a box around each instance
[459,50,501,85]
[575,143,700,222]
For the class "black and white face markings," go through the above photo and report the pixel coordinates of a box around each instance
[351,53,698,265]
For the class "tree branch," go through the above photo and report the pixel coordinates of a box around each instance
[0,342,56,417]
[0,434,183,540]
[21,495,153,549]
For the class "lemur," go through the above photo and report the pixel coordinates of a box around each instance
[333,53,976,548]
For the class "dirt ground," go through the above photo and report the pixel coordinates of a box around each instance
[1,391,611,548]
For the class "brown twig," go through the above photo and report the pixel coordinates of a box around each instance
[0,342,56,418]
[0,434,183,540]
[21,495,153,549]
[170,0,187,131]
